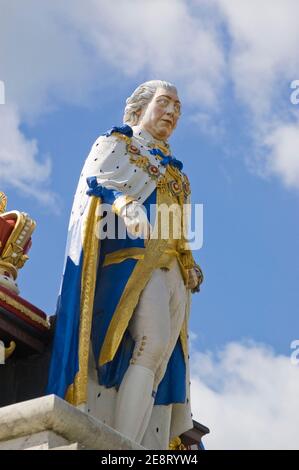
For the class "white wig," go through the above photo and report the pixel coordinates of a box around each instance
[123,80,178,126]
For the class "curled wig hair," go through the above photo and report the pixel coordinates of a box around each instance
[123,80,178,126]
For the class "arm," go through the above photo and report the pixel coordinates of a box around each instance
[84,130,151,238]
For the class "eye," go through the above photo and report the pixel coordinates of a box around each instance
[157,98,169,106]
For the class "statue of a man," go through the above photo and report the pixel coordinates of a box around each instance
[47,80,203,449]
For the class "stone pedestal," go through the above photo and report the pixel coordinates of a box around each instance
[0,394,144,450]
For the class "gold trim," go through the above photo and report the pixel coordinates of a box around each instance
[0,261,18,279]
[112,195,135,216]
[129,155,149,168]
[169,436,187,450]
[111,132,131,145]
[103,247,145,267]
[0,289,50,328]
[148,142,171,156]
[65,196,100,406]
[103,247,189,284]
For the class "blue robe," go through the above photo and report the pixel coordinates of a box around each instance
[47,127,187,406]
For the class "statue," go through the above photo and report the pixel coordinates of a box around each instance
[47,80,203,449]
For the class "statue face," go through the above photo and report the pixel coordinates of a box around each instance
[138,87,181,141]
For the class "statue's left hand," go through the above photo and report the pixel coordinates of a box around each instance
[187,264,204,292]
[186,268,199,290]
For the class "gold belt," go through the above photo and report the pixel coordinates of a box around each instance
[103,246,189,284]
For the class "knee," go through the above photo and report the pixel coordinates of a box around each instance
[130,334,170,373]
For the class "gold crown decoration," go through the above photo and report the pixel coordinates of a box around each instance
[0,208,36,294]
[0,192,7,214]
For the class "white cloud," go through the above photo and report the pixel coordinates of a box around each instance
[1,0,299,199]
[0,0,225,204]
[191,341,299,449]
[215,0,299,116]
[68,0,225,107]
[264,122,299,190]
[0,104,57,207]
[0,0,93,120]
[0,0,94,205]
[0,0,225,117]
[189,111,225,139]
[214,0,299,190]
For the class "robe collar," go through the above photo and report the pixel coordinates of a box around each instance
[132,126,172,156]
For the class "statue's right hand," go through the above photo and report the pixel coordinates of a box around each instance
[120,201,151,242]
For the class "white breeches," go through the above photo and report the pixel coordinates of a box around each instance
[85,258,192,449]
[128,258,188,390]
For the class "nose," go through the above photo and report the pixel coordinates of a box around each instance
[165,102,175,116]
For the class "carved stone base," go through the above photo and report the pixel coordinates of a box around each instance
[0,395,144,450]
[0,430,70,450]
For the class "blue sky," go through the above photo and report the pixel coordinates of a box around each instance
[13,81,298,357]
[1,0,299,449]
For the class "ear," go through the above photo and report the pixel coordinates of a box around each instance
[135,107,143,124]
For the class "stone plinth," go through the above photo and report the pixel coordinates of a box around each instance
[0,394,144,450]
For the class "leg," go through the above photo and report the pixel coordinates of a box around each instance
[153,260,188,392]
[141,261,189,448]
[114,268,171,443]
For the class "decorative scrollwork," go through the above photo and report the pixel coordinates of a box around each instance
[4,340,16,360]
[0,192,7,214]
[169,436,187,450]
